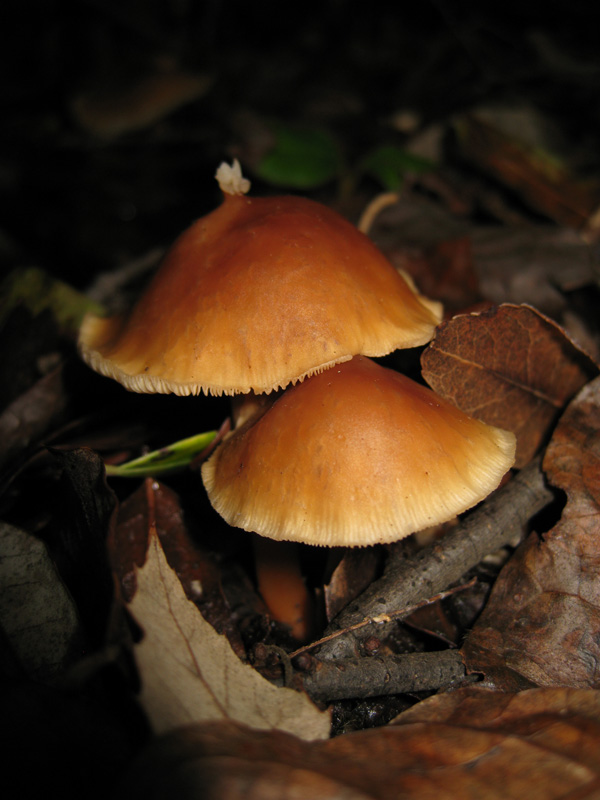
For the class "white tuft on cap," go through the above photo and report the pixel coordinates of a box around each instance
[215,159,251,196]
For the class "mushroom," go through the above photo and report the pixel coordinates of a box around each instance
[77,161,445,641]
[78,161,442,397]
[201,356,516,547]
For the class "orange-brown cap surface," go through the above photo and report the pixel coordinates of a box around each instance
[79,167,442,397]
[201,356,516,546]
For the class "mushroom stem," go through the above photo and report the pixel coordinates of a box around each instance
[251,535,314,643]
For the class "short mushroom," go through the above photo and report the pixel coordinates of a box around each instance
[78,161,442,397]
[201,356,516,547]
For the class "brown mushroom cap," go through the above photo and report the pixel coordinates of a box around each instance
[79,180,441,397]
[201,356,516,546]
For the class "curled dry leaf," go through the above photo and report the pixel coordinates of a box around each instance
[462,375,600,690]
[116,687,600,800]
[421,303,598,467]
[112,480,330,740]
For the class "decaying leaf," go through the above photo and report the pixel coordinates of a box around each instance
[116,687,600,799]
[421,303,598,467]
[463,375,600,690]
[110,479,247,659]
[120,483,330,740]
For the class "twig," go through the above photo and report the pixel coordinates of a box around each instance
[316,457,554,661]
[288,577,476,661]
[302,649,469,702]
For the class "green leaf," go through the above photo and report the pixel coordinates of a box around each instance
[0,267,105,334]
[256,123,342,189]
[360,145,434,191]
[105,430,217,478]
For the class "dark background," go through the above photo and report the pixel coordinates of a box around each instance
[3,1,599,287]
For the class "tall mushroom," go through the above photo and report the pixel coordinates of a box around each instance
[78,161,442,398]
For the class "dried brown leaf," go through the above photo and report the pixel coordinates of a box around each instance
[421,303,598,467]
[117,687,600,800]
[462,376,600,690]
[110,479,248,658]
[121,497,330,739]
[108,478,251,658]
